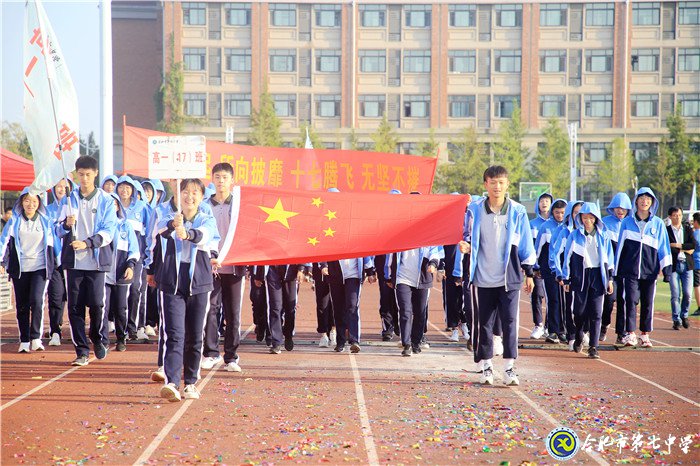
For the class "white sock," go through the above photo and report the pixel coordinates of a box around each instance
[504,358,515,371]
[483,358,493,370]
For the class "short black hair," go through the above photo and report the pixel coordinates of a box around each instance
[539,193,553,202]
[552,200,567,211]
[483,165,508,181]
[4,206,13,213]
[668,206,682,216]
[212,162,234,176]
[75,155,98,171]
[180,178,206,194]
[693,212,700,224]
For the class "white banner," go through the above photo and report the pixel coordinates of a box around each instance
[23,0,80,194]
[147,135,207,179]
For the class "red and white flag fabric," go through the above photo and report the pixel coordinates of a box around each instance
[23,0,80,194]
[220,186,468,266]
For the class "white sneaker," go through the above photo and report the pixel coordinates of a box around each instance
[183,384,200,399]
[30,339,45,351]
[639,333,653,348]
[459,323,469,340]
[530,325,545,339]
[48,333,61,346]
[18,342,30,353]
[329,328,337,347]
[582,332,590,348]
[200,355,222,370]
[480,366,494,385]
[448,329,460,342]
[151,367,166,382]
[504,368,520,386]
[493,335,503,356]
[108,321,115,333]
[319,334,330,348]
[225,361,242,372]
[144,325,157,337]
[568,340,575,351]
[622,332,638,347]
[136,327,149,340]
[160,383,181,402]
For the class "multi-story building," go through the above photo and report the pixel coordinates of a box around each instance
[112,1,699,196]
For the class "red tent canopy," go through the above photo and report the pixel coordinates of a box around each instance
[1,148,35,191]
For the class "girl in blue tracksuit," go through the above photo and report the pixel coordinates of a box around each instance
[614,187,672,348]
[528,192,553,339]
[0,188,60,352]
[153,179,220,402]
[561,203,614,359]
[141,179,167,335]
[100,174,118,194]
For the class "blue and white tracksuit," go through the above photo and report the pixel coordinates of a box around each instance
[141,179,166,330]
[529,193,553,328]
[601,192,632,336]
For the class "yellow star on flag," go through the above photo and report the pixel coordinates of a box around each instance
[307,237,319,246]
[258,198,299,229]
[311,197,324,207]
[323,227,336,237]
[324,210,337,220]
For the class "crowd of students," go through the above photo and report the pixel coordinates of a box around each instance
[0,156,697,400]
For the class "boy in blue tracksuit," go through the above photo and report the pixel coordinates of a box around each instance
[460,166,535,386]
[615,187,672,348]
[561,203,614,359]
[534,199,567,343]
[528,192,553,339]
[0,188,60,352]
[601,192,632,343]
[57,156,118,366]
[105,194,140,352]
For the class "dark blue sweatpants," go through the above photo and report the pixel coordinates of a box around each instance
[624,277,656,333]
[531,276,546,327]
[473,286,520,363]
[543,271,561,334]
[12,269,48,342]
[266,267,297,347]
[312,265,334,334]
[47,265,65,336]
[330,278,362,346]
[105,283,129,342]
[66,269,108,357]
[396,284,429,347]
[572,269,605,348]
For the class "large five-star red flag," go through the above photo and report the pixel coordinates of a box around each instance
[220,186,468,265]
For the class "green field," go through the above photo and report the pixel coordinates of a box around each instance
[653,279,700,317]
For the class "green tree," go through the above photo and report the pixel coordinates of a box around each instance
[0,121,32,159]
[595,137,634,197]
[348,128,361,150]
[666,105,699,204]
[293,122,324,149]
[155,34,185,134]
[370,114,398,153]
[529,118,570,198]
[247,91,283,147]
[492,104,528,195]
[434,127,489,194]
[417,128,439,157]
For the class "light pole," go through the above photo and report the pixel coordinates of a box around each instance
[567,123,578,200]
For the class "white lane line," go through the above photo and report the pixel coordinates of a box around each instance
[134,324,254,466]
[349,354,380,466]
[0,357,97,412]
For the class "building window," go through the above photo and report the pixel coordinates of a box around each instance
[539,95,566,117]
[585,49,613,72]
[400,143,419,155]
[183,2,206,25]
[495,50,521,72]
[495,4,522,27]
[584,94,613,117]
[585,3,614,26]
[678,48,700,71]
[405,5,431,28]
[273,94,296,117]
[359,50,386,73]
[679,2,700,24]
[448,95,476,118]
[315,4,341,27]
[494,95,520,118]
[316,50,341,72]
[540,4,567,26]
[629,142,658,161]
[315,95,341,118]
[581,142,609,162]
[403,50,431,73]
[633,2,660,25]
[631,94,659,117]
[225,48,251,72]
[449,50,476,73]
[224,3,251,26]
[184,93,206,116]
[449,4,476,27]
[269,49,296,72]
[359,4,386,27]
[359,95,386,117]
[540,50,566,72]
[183,48,205,71]
[270,4,296,27]
[403,95,430,117]
[679,94,700,117]
[224,93,251,117]
[631,48,659,71]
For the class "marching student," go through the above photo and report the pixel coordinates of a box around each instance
[666,206,695,330]
[560,203,614,359]
[155,178,220,402]
[376,189,402,342]
[693,213,700,316]
[529,193,552,339]
[601,193,632,343]
[57,155,118,366]
[200,163,247,373]
[100,175,118,194]
[105,194,139,352]
[250,266,271,345]
[311,262,335,348]
[459,166,535,386]
[615,187,672,348]
[447,193,473,343]
[0,189,60,352]
[141,179,167,337]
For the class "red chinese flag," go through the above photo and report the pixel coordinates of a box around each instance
[220,186,468,265]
